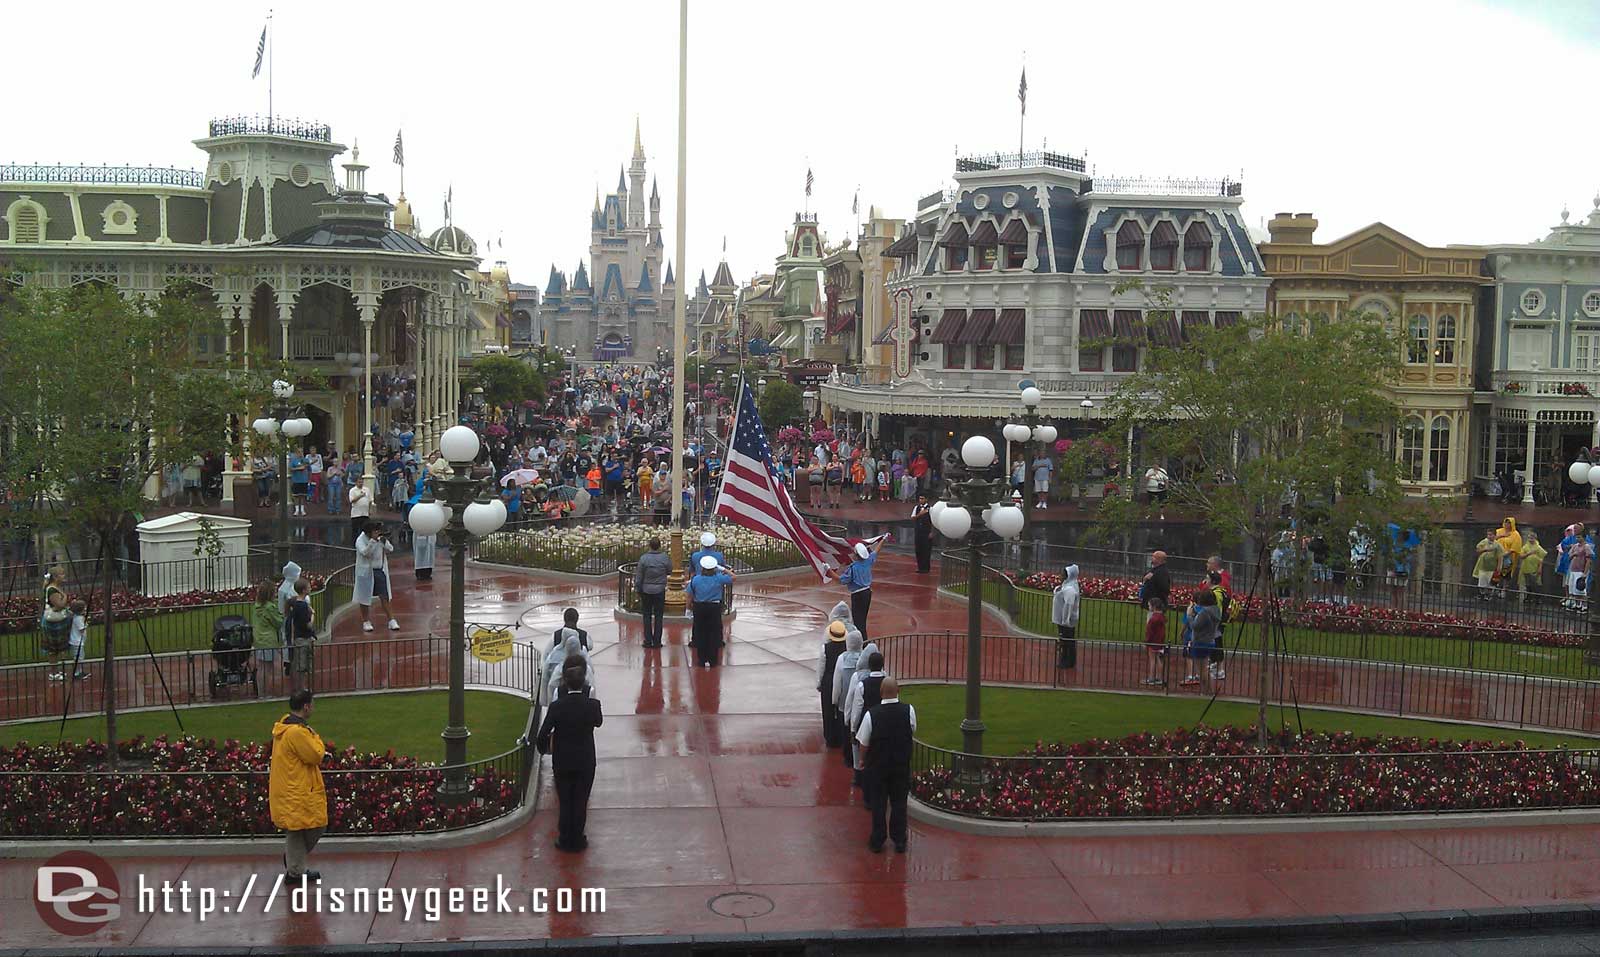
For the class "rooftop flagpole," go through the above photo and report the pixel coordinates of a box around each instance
[1018,55,1027,162]
[666,0,691,612]
[268,9,274,128]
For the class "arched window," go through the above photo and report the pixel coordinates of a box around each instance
[1428,415,1451,482]
[942,223,968,271]
[1282,311,1304,335]
[5,198,47,244]
[1406,315,1430,364]
[1183,222,1211,271]
[1149,222,1178,271]
[1434,314,1456,364]
[1399,416,1425,482]
[1115,221,1143,271]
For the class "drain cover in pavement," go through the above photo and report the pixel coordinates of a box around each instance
[708,892,775,918]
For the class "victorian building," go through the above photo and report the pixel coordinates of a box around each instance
[0,115,480,501]
[1259,215,1487,498]
[539,122,674,362]
[820,209,900,373]
[1477,198,1600,501]
[822,150,1268,469]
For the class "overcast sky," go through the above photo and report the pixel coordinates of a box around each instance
[9,0,1599,288]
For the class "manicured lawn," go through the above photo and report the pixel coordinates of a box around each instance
[957,579,1595,679]
[0,584,353,666]
[0,688,528,760]
[899,684,1600,756]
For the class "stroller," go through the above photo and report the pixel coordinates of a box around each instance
[208,615,258,699]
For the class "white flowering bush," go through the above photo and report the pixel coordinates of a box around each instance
[474,520,806,574]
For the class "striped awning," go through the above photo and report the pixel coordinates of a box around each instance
[1079,309,1111,340]
[1113,310,1141,341]
[998,219,1029,244]
[1147,314,1181,347]
[1214,311,1241,328]
[970,221,998,244]
[990,309,1026,345]
[939,223,969,245]
[1180,311,1211,341]
[929,309,967,343]
[957,309,995,344]
[883,230,920,258]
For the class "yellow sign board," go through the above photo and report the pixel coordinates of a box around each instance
[469,626,515,664]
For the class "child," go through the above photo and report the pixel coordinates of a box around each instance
[1142,597,1167,686]
[1473,528,1504,601]
[67,599,90,680]
[851,457,867,502]
[876,466,890,502]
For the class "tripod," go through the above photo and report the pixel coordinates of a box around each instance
[1197,541,1304,738]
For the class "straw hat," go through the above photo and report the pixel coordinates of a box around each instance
[827,621,848,641]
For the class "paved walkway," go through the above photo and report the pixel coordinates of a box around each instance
[5,555,1600,949]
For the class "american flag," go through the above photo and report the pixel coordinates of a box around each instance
[805,168,813,197]
[714,381,884,581]
[393,130,404,166]
[252,24,267,79]
[1019,67,1027,115]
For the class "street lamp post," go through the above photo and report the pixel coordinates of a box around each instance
[1567,456,1600,666]
[252,379,313,571]
[1002,385,1057,572]
[406,424,508,801]
[933,435,1024,761]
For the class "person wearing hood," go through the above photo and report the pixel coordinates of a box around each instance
[690,532,725,574]
[837,539,883,641]
[1494,517,1523,598]
[816,620,851,748]
[271,561,302,664]
[1518,530,1548,602]
[1472,528,1504,600]
[544,632,595,706]
[354,520,400,632]
[270,689,327,882]
[1051,564,1081,669]
[845,645,888,801]
[412,501,436,583]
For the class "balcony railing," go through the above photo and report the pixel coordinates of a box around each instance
[955,150,1087,173]
[1089,175,1243,197]
[286,330,354,362]
[0,164,204,188]
[1492,370,1600,398]
[207,115,333,143]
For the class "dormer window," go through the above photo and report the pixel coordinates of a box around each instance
[971,221,998,272]
[1184,222,1212,271]
[801,236,814,257]
[999,219,1029,269]
[1150,222,1178,271]
[4,197,48,244]
[941,222,969,271]
[1115,221,1143,271]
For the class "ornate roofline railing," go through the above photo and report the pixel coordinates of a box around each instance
[955,150,1087,173]
[207,115,332,143]
[1089,175,1244,197]
[0,164,205,188]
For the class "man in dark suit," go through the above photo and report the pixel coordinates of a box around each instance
[551,607,590,653]
[855,676,916,854]
[535,663,604,852]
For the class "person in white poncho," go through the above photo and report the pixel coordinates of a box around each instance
[544,631,595,707]
[353,521,399,633]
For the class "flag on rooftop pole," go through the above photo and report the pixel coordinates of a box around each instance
[1019,66,1027,115]
[852,190,858,216]
[393,130,404,166]
[805,168,813,197]
[251,23,268,78]
[714,380,886,581]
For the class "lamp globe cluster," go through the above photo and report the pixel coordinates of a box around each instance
[408,499,447,536]
[1570,459,1600,488]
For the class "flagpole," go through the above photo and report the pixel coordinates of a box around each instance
[665,0,690,613]
[267,9,274,129]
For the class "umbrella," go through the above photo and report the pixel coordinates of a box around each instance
[590,405,619,418]
[501,468,540,487]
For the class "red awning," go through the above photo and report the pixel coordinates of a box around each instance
[998,219,1029,244]
[970,221,998,245]
[1147,314,1181,347]
[884,230,920,258]
[1180,311,1210,341]
[957,309,995,344]
[939,223,969,245]
[1113,310,1141,341]
[1214,311,1240,328]
[930,309,967,343]
[1079,309,1111,340]
[989,309,1026,345]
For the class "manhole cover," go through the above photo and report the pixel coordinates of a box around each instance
[708,892,775,918]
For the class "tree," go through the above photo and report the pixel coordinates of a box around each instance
[1098,283,1438,744]
[466,354,545,409]
[759,380,806,429]
[0,280,269,763]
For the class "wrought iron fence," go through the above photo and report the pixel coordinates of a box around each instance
[0,542,355,605]
[964,545,1600,679]
[0,164,205,188]
[1088,175,1243,197]
[910,738,1600,821]
[208,115,332,142]
[877,629,1600,736]
[955,150,1086,173]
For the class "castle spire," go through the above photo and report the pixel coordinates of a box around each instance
[632,116,645,165]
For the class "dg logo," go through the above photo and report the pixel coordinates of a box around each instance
[35,850,122,935]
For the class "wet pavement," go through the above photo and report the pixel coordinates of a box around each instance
[5,554,1600,949]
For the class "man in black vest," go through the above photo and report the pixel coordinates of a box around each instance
[856,676,916,854]
[535,664,605,852]
[551,607,590,652]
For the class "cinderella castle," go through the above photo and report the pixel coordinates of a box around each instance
[541,121,677,362]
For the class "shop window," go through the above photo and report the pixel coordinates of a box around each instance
[973,344,995,369]
[1005,244,1027,268]
[1428,415,1451,482]
[1112,344,1138,372]
[1183,222,1211,271]
[1003,344,1025,370]
[945,244,968,271]
[1406,315,1430,364]
[975,245,998,271]
[1434,314,1456,364]
[944,344,966,369]
[1150,222,1178,271]
[1115,221,1143,271]
[1079,346,1104,372]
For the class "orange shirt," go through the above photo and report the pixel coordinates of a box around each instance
[586,467,601,490]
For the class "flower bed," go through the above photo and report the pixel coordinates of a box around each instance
[0,574,328,635]
[474,522,806,574]
[1010,570,1584,651]
[0,736,518,837]
[913,726,1600,819]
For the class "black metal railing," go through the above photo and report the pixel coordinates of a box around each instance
[877,629,1600,736]
[1088,175,1244,197]
[910,738,1600,821]
[0,542,355,605]
[208,115,332,142]
[956,150,1086,173]
[0,164,205,188]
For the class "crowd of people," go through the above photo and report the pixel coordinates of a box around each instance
[1472,517,1594,609]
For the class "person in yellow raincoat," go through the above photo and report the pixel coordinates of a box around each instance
[1517,530,1548,602]
[1473,529,1504,599]
[269,689,327,882]
[1494,517,1523,596]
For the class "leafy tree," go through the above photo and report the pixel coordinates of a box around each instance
[759,380,806,428]
[1098,282,1438,744]
[0,280,270,763]
[465,353,545,409]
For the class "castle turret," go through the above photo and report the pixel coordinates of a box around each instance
[628,119,647,230]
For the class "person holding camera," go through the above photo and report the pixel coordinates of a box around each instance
[354,520,399,632]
